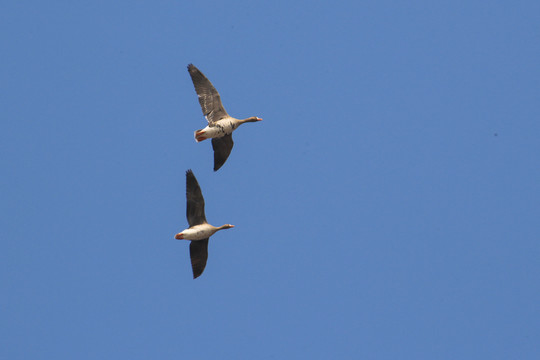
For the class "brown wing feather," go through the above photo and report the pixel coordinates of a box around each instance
[211,134,234,171]
[185,170,206,226]
[189,239,209,279]
[187,64,229,124]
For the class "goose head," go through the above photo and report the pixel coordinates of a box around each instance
[240,117,262,124]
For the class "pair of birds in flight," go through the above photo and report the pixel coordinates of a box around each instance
[175,64,262,278]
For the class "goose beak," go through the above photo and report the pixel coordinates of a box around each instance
[257,117,263,121]
[175,233,184,240]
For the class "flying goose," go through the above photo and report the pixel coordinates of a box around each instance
[187,64,262,171]
[175,169,234,279]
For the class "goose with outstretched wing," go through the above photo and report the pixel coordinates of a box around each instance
[174,170,234,278]
[187,64,262,171]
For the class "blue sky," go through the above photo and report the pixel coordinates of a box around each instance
[2,1,539,358]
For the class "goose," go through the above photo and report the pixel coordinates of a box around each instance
[187,64,262,171]
[174,169,234,279]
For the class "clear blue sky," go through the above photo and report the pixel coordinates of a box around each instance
[2,1,539,359]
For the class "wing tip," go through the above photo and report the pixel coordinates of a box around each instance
[187,64,199,75]
[213,156,226,171]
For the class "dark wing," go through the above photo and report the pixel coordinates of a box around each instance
[186,170,206,227]
[187,64,229,124]
[211,134,234,171]
[190,239,209,279]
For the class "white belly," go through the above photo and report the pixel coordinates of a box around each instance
[201,119,236,138]
[180,224,216,240]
